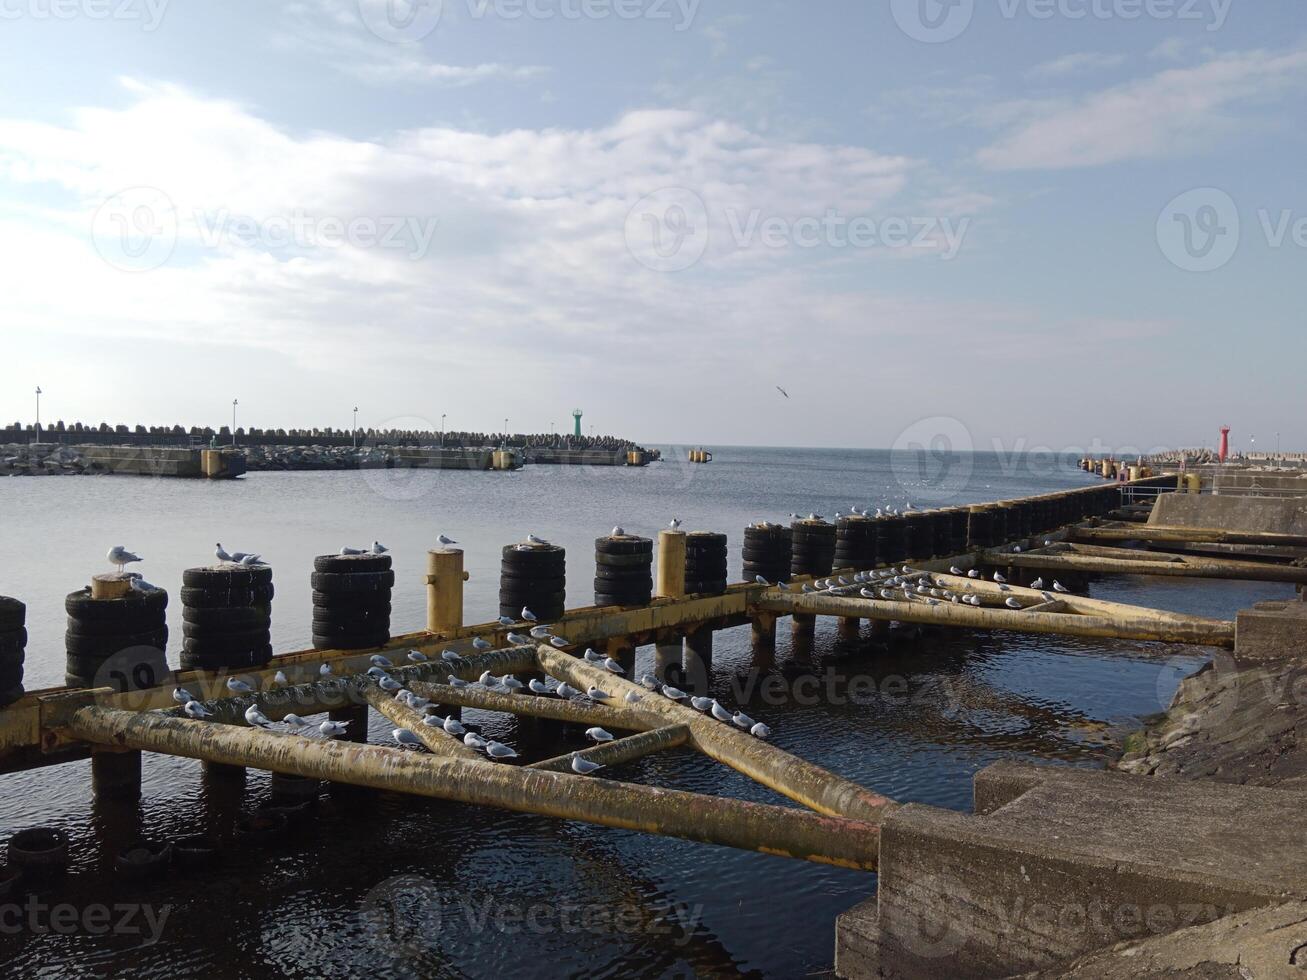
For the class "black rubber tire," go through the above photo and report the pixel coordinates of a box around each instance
[7,828,70,873]
[64,612,162,638]
[593,552,652,569]
[593,593,650,608]
[312,631,388,652]
[180,585,273,608]
[593,574,653,590]
[594,563,649,582]
[495,574,567,592]
[313,554,392,574]
[686,580,728,596]
[65,649,169,684]
[183,604,273,628]
[311,614,391,637]
[65,628,168,657]
[178,646,272,671]
[182,631,272,657]
[594,537,653,556]
[0,627,28,651]
[498,588,566,608]
[0,684,23,708]
[65,588,167,622]
[310,570,395,594]
[686,531,727,548]
[0,659,23,691]
[182,566,273,589]
[684,558,728,575]
[311,591,391,610]
[741,546,791,562]
[500,545,565,569]
[182,617,271,640]
[0,597,25,631]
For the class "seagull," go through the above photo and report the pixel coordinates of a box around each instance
[967,569,981,579]
[586,686,610,701]
[611,526,625,537]
[447,677,470,688]
[244,705,272,728]
[441,650,461,662]
[273,670,289,686]
[751,722,771,739]
[1005,597,1022,609]
[624,690,642,704]
[710,700,733,723]
[371,541,389,555]
[226,677,254,694]
[283,713,309,727]
[340,546,365,555]
[500,676,524,692]
[378,676,402,692]
[472,637,492,651]
[421,714,445,728]
[556,682,582,699]
[1053,580,1071,594]
[130,576,160,592]
[1042,591,1056,602]
[640,674,660,691]
[107,546,142,573]
[529,678,551,695]
[691,696,713,712]
[478,671,497,686]
[215,543,234,562]
[778,582,790,592]
[549,636,570,648]
[1031,577,1045,590]
[661,685,687,700]
[319,663,333,676]
[239,554,263,566]
[437,534,458,547]
[485,741,518,760]
[950,566,964,576]
[464,732,488,750]
[172,687,196,705]
[370,654,393,668]
[525,534,548,545]
[668,518,682,530]
[392,728,424,750]
[183,701,212,719]
[529,625,552,639]
[571,756,604,775]
[993,572,1007,584]
[319,720,350,737]
[521,607,538,623]
[406,650,428,663]
[755,575,770,586]
[602,658,624,674]
[1012,545,1022,554]
[507,633,532,645]
[443,717,466,736]
[585,727,614,743]
[583,648,604,662]
[776,385,789,398]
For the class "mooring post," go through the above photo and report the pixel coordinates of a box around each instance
[654,529,687,684]
[427,545,468,719]
[91,746,142,801]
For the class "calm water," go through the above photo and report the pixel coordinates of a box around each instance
[0,448,1291,978]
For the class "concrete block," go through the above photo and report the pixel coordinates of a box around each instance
[1236,603,1307,663]
[835,762,1307,979]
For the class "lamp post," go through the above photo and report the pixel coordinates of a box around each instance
[34,386,41,443]
[353,406,359,449]
[440,413,446,447]
[232,399,238,446]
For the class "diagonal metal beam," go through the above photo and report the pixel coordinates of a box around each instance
[528,725,691,773]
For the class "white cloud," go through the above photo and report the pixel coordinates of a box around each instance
[1027,52,1127,79]
[979,46,1307,170]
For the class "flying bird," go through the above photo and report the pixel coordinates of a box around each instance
[776,386,789,399]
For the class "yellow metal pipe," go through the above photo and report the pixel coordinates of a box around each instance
[528,725,690,773]
[409,681,658,732]
[363,687,484,761]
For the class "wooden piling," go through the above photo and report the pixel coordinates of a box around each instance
[66,705,882,870]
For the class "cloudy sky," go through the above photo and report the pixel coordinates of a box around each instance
[0,0,1303,454]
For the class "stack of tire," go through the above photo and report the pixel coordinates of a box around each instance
[834,516,878,572]
[500,543,566,623]
[684,532,728,596]
[903,512,932,560]
[0,597,25,707]
[311,554,391,651]
[742,523,791,585]
[65,586,170,692]
[877,514,908,566]
[594,536,653,608]
[180,565,274,670]
[791,519,836,579]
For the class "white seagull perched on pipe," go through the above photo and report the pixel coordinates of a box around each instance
[464,732,487,750]
[485,741,518,760]
[472,637,492,651]
[273,670,289,686]
[107,546,142,573]
[710,700,733,723]
[226,677,254,694]
[371,541,388,555]
[183,701,212,719]
[602,658,624,674]
[586,686,610,701]
[392,728,424,750]
[406,650,427,663]
[441,650,461,663]
[750,722,771,739]
[172,687,196,705]
[521,607,538,623]
[1005,597,1022,609]
[283,713,309,728]
[1053,580,1071,593]
[1031,577,1045,590]
[571,756,604,775]
[585,727,614,743]
[529,678,551,695]
[624,690,642,704]
[319,720,350,737]
[244,705,272,728]
[370,654,393,668]
[661,685,687,700]
[437,534,458,547]
[442,717,466,736]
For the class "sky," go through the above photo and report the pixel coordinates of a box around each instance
[0,0,1303,456]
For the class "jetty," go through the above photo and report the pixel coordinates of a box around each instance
[3,471,1307,976]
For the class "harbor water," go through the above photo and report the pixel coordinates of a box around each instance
[0,448,1290,978]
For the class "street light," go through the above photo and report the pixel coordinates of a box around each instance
[352,406,359,449]
[440,413,446,447]
[232,399,239,446]
[34,386,41,443]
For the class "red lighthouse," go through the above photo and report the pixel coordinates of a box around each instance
[1219,426,1230,462]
